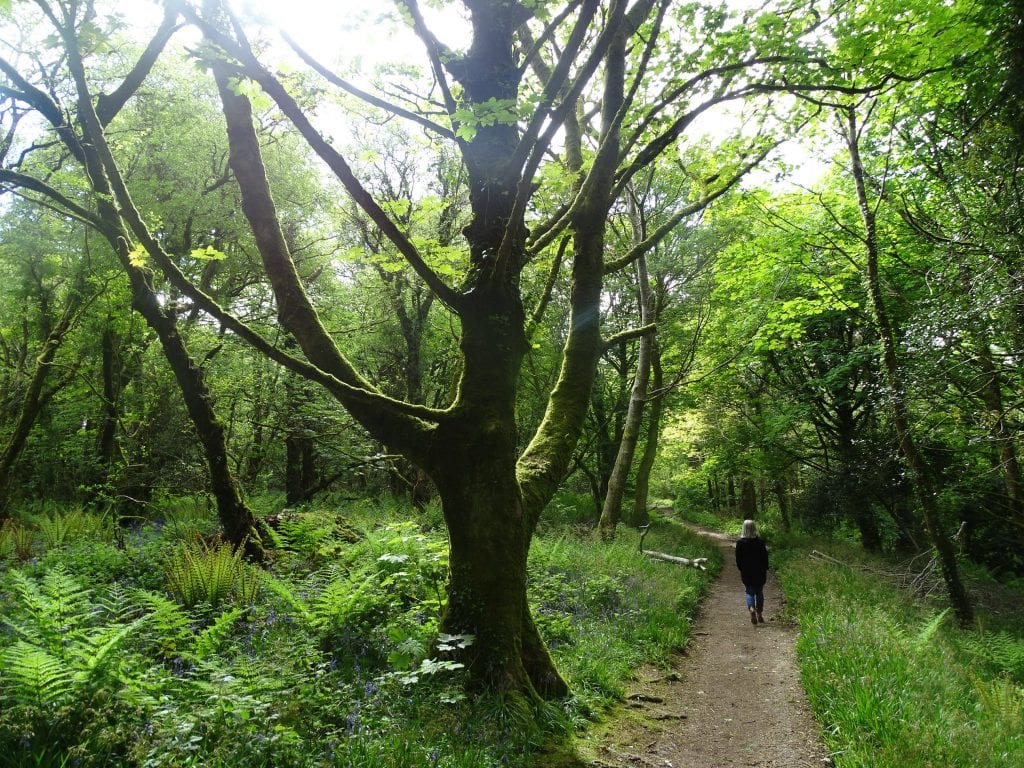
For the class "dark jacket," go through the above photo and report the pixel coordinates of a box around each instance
[735,536,769,588]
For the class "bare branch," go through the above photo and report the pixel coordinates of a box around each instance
[280,30,455,140]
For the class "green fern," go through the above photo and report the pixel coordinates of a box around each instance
[97,582,144,624]
[310,564,394,637]
[73,617,149,686]
[4,566,93,654]
[1,567,149,707]
[259,570,313,626]
[132,589,193,659]
[0,519,15,559]
[973,675,1024,729]
[0,641,74,709]
[6,520,36,559]
[193,607,248,660]
[961,631,1024,683]
[36,512,69,549]
[913,608,949,651]
[164,540,245,609]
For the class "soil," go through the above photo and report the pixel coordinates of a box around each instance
[547,526,832,768]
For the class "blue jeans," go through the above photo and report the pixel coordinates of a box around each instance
[744,584,764,612]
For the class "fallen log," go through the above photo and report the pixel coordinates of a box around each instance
[642,549,708,570]
[638,524,708,570]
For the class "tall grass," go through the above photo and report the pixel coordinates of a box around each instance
[779,544,1024,768]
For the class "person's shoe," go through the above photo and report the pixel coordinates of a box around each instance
[757,611,765,623]
[749,607,757,625]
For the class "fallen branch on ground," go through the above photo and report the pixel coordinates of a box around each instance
[638,525,708,570]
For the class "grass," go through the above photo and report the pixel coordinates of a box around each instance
[776,538,1024,768]
[0,498,717,768]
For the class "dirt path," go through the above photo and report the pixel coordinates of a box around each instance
[558,528,831,768]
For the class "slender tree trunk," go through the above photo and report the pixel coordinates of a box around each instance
[772,477,791,532]
[845,105,972,624]
[739,478,757,517]
[0,316,76,513]
[96,326,120,470]
[600,253,655,538]
[629,341,664,527]
[975,340,1024,534]
[120,260,262,555]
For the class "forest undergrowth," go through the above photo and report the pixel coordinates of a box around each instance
[0,495,716,768]
[686,510,1024,768]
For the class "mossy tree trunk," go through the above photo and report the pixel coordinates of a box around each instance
[0,9,262,555]
[629,341,664,528]
[599,251,655,539]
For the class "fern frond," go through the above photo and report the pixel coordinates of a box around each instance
[132,589,193,659]
[260,520,286,551]
[97,582,144,624]
[4,566,92,655]
[260,571,312,626]
[164,540,244,609]
[913,608,949,650]
[311,571,375,633]
[974,675,1024,728]
[73,616,149,685]
[37,513,68,549]
[192,607,247,660]
[0,641,73,709]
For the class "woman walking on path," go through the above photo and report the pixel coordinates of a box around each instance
[736,519,769,625]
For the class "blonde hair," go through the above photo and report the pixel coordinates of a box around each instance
[742,519,759,538]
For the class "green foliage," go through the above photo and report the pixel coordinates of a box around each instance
[780,545,1024,767]
[1,520,36,560]
[35,508,114,549]
[958,631,1024,684]
[0,498,717,767]
[163,540,256,610]
[0,566,150,765]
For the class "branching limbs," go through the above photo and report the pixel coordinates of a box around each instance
[179,2,462,311]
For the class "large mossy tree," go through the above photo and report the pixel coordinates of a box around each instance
[184,0,803,697]
[0,0,894,697]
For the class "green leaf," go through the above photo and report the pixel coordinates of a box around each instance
[127,246,148,268]
[189,246,227,261]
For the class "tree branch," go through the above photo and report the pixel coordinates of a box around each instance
[181,4,463,310]
[603,323,657,352]
[0,169,103,227]
[280,30,455,140]
[95,10,182,126]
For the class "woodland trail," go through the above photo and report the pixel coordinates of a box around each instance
[553,526,832,768]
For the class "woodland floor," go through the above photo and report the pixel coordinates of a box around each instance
[548,525,832,768]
